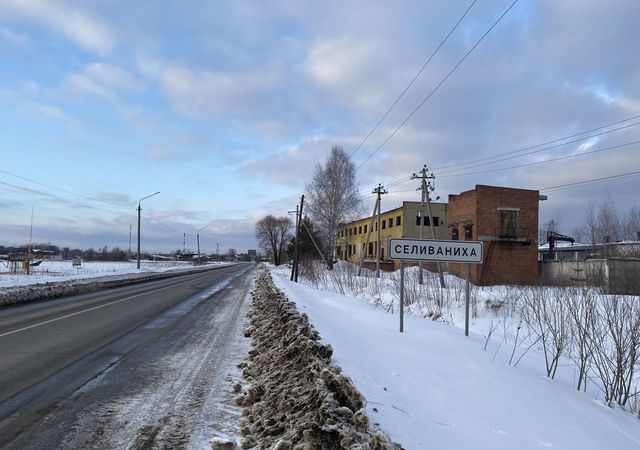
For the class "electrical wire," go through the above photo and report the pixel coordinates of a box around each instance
[349,0,477,159]
[436,120,640,175]
[438,139,640,178]
[434,113,640,172]
[356,0,520,172]
[0,180,129,214]
[540,170,640,192]
[0,168,130,210]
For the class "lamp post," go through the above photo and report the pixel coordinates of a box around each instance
[197,225,208,265]
[137,191,160,269]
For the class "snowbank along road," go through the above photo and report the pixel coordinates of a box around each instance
[235,269,400,449]
[0,263,254,449]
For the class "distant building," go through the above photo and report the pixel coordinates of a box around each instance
[336,201,449,267]
[448,185,541,286]
[248,249,257,261]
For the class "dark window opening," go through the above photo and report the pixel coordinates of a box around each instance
[396,216,401,226]
[359,226,362,234]
[389,218,393,228]
[464,224,473,240]
[451,228,459,240]
[364,224,368,233]
[499,210,518,238]
[382,220,386,229]
[368,242,373,256]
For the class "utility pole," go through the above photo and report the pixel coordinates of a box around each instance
[411,168,427,284]
[295,195,304,281]
[290,204,299,281]
[372,183,387,278]
[357,199,380,276]
[183,232,186,257]
[411,166,445,287]
[216,243,219,262]
[137,191,160,269]
[128,224,132,260]
[197,225,207,265]
[290,195,305,282]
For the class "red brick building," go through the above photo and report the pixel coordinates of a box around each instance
[448,185,540,285]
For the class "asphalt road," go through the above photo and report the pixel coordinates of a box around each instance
[0,263,255,448]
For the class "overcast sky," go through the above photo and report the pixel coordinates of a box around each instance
[1,0,639,253]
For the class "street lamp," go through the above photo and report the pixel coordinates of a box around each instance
[137,191,160,269]
[197,225,208,265]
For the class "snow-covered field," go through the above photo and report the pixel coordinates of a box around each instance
[270,263,640,449]
[0,260,229,289]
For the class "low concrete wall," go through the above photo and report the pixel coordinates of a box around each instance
[607,258,640,295]
[539,258,640,295]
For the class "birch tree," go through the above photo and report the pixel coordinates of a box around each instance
[305,146,362,266]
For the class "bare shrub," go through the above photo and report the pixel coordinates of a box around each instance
[587,294,640,408]
[521,287,571,379]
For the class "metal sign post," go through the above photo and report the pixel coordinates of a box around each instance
[389,238,483,335]
[399,260,405,332]
[465,263,471,336]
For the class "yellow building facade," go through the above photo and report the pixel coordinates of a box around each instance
[336,201,449,265]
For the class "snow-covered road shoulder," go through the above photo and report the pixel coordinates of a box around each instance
[238,269,399,449]
[270,267,640,450]
[0,261,235,307]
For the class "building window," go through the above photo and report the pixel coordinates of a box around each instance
[375,222,378,231]
[396,216,401,226]
[417,216,439,226]
[368,242,373,256]
[451,227,459,240]
[464,224,473,240]
[499,210,518,238]
[389,218,393,228]
[359,225,362,234]
[382,220,386,229]
[364,224,368,233]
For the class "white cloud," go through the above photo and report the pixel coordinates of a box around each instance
[0,25,30,45]
[16,100,74,124]
[65,63,143,100]
[0,0,115,54]
[138,59,278,118]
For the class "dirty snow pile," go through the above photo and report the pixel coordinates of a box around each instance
[236,269,400,449]
[270,264,640,450]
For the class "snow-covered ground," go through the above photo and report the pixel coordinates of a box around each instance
[270,264,640,450]
[0,260,230,289]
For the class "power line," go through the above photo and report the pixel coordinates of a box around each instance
[356,0,520,172]
[349,0,477,160]
[0,168,129,210]
[540,169,640,192]
[0,180,129,214]
[436,119,640,175]
[438,138,640,178]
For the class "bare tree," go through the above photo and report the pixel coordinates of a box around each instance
[596,194,622,243]
[305,146,363,266]
[255,215,293,266]
[624,204,640,241]
[577,202,598,244]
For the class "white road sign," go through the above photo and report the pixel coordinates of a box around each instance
[389,238,483,263]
